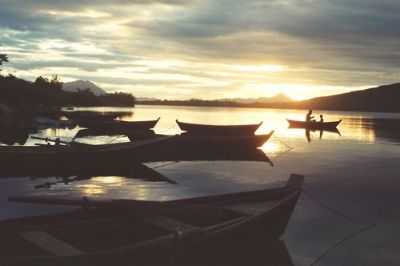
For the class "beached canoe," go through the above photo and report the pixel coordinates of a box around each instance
[63,111,131,122]
[0,136,172,172]
[76,128,156,139]
[176,120,263,136]
[4,174,303,265]
[79,118,160,132]
[287,119,342,130]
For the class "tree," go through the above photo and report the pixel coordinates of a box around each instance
[0,54,8,72]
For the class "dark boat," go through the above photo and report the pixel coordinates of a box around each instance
[287,119,341,130]
[76,128,155,140]
[176,120,263,136]
[137,132,275,165]
[129,130,274,148]
[63,111,132,122]
[166,131,273,148]
[79,118,160,132]
[4,174,303,265]
[0,136,172,173]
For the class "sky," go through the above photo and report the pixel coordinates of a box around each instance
[0,0,399,100]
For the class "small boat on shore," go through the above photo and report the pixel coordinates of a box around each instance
[176,120,263,136]
[287,119,341,130]
[79,118,160,132]
[76,128,155,139]
[0,136,172,173]
[4,174,303,265]
[63,111,131,123]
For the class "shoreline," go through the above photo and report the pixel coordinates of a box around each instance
[136,101,400,114]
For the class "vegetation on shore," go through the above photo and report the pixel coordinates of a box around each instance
[0,54,135,109]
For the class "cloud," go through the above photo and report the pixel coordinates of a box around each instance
[1,0,400,99]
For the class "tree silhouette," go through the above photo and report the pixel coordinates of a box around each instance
[0,54,8,71]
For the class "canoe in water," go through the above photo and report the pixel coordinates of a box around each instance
[176,120,263,136]
[287,119,341,130]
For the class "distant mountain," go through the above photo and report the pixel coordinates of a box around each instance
[136,83,400,112]
[136,97,159,101]
[136,93,292,103]
[295,83,400,112]
[62,80,106,96]
[222,93,292,104]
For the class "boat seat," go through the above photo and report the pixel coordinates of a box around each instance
[21,231,83,256]
[145,216,199,233]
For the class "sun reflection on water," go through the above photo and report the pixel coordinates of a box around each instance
[78,184,104,196]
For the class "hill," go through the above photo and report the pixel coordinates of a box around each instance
[62,80,106,96]
[219,93,292,104]
[0,75,135,109]
[294,83,400,112]
[137,83,400,113]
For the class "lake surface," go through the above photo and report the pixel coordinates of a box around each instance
[2,104,400,265]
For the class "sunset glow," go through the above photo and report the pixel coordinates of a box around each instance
[1,1,398,100]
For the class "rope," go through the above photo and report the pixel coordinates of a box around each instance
[309,223,377,266]
[271,134,294,150]
[152,161,180,169]
[303,189,378,266]
[302,189,355,223]
[106,134,125,144]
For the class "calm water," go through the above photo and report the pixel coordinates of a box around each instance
[2,105,400,265]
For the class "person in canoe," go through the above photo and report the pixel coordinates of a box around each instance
[306,110,315,122]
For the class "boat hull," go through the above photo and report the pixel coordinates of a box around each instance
[0,137,172,174]
[176,120,262,136]
[287,119,341,130]
[3,175,303,265]
[79,118,160,132]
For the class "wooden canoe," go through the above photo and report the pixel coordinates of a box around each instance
[132,130,274,148]
[79,118,160,132]
[63,111,131,122]
[0,136,172,172]
[287,119,341,130]
[176,120,263,136]
[4,174,303,265]
[76,128,155,139]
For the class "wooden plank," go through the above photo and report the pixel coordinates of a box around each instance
[145,216,198,233]
[21,231,83,256]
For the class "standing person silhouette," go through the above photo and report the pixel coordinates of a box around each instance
[319,114,324,122]
[306,110,315,122]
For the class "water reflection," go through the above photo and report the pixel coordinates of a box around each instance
[178,239,293,266]
[2,106,400,265]
[346,117,400,144]
[293,128,342,143]
[3,106,400,146]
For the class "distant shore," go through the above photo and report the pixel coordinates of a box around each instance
[135,99,400,113]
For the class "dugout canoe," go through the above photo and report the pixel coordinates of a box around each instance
[4,174,303,265]
[176,120,263,136]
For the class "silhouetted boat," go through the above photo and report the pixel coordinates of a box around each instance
[176,120,263,136]
[162,131,273,148]
[63,111,132,123]
[76,128,155,139]
[79,118,160,133]
[287,119,341,130]
[128,131,273,148]
[0,136,172,172]
[4,174,303,265]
